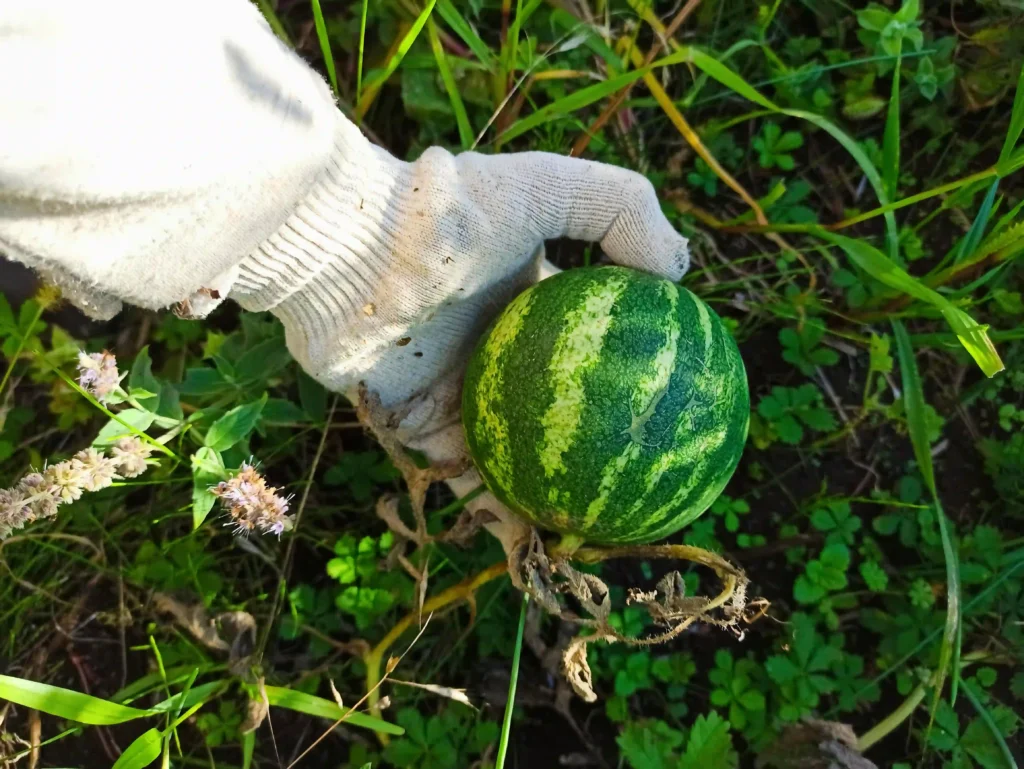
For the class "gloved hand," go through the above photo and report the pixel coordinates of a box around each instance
[1,0,690,548]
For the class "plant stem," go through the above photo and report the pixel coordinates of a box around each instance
[574,542,744,577]
[857,682,927,752]
[54,370,179,460]
[549,532,585,558]
[255,396,338,662]
[365,560,509,728]
[857,651,989,753]
[960,678,1019,769]
[356,0,368,109]
[495,593,528,769]
[0,302,45,400]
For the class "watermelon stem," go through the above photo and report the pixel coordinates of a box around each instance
[549,533,586,559]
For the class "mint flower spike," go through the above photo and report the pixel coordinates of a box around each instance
[0,438,154,540]
[77,350,126,403]
[213,463,293,538]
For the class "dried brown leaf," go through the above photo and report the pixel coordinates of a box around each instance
[152,593,229,652]
[562,635,602,703]
[240,679,269,735]
[390,679,476,710]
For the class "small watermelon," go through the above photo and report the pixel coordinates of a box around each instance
[461,266,749,546]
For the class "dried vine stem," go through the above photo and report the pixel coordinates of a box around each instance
[572,542,746,576]
[364,537,761,732]
[548,543,754,701]
[364,560,509,732]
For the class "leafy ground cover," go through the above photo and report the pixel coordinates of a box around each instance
[1,1,1023,767]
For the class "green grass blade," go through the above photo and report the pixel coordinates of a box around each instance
[826,557,1023,717]
[427,18,473,149]
[500,47,693,143]
[961,679,1019,769]
[892,320,962,709]
[0,675,150,725]
[504,0,543,78]
[997,63,1024,169]
[549,8,624,71]
[986,195,1024,236]
[112,728,163,769]
[679,40,762,108]
[684,49,899,248]
[242,730,256,769]
[254,0,292,45]
[362,0,437,95]
[146,680,225,715]
[309,0,339,98]
[503,0,524,87]
[495,593,529,769]
[956,179,1000,263]
[112,665,219,704]
[882,45,902,258]
[1004,144,1024,175]
[264,685,404,735]
[892,321,936,492]
[436,0,498,70]
[819,231,1003,376]
[357,0,369,105]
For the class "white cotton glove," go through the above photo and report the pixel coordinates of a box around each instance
[0,0,690,545]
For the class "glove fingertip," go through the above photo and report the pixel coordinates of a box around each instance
[658,231,691,283]
[612,227,690,283]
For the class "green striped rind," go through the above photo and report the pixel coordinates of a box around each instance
[462,266,749,545]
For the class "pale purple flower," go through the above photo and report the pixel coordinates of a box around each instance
[213,463,292,537]
[16,473,59,520]
[1,442,158,541]
[72,448,119,492]
[0,489,34,539]
[44,460,89,503]
[110,437,152,478]
[77,350,124,403]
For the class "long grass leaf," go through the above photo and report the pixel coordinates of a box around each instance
[998,63,1024,169]
[892,319,936,491]
[882,45,902,257]
[1004,144,1024,175]
[500,47,693,143]
[112,665,219,704]
[357,0,369,105]
[112,728,163,769]
[819,232,1002,375]
[428,18,473,148]
[955,179,1000,264]
[242,730,256,769]
[146,681,225,715]
[503,0,523,87]
[986,196,1024,237]
[892,320,962,710]
[830,556,1024,717]
[359,0,437,115]
[549,8,624,71]
[264,685,404,735]
[961,679,1019,769]
[436,0,498,69]
[828,167,996,231]
[684,50,899,244]
[309,0,338,98]
[495,593,529,769]
[679,40,762,108]
[254,0,291,45]
[0,675,150,725]
[975,217,1024,264]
